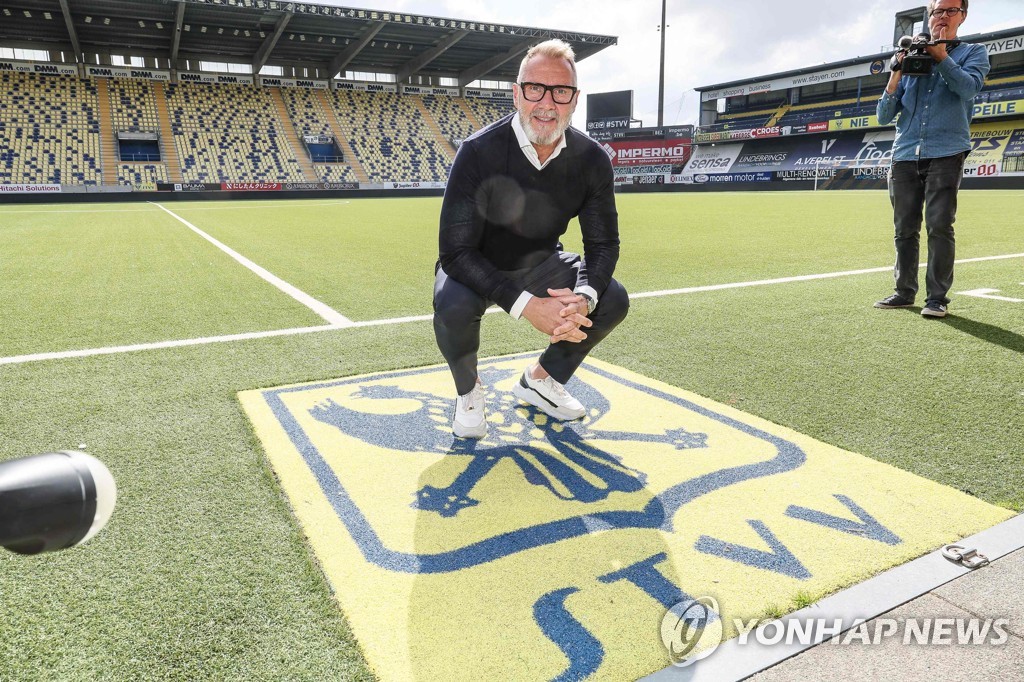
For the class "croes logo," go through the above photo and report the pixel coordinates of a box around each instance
[601,143,616,160]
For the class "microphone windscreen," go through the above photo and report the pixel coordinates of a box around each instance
[72,451,117,545]
[0,451,116,554]
[898,36,914,49]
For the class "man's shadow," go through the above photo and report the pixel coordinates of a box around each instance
[940,314,1024,354]
[405,368,684,681]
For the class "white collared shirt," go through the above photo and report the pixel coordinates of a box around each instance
[511,112,567,171]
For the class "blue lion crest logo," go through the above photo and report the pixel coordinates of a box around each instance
[309,366,709,518]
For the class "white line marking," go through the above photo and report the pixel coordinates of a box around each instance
[960,288,1024,303]
[2,251,1022,367]
[0,208,162,214]
[0,200,351,215]
[0,325,339,366]
[152,202,352,326]
[631,252,1024,299]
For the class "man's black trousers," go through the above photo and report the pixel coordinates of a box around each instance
[433,252,629,396]
[888,152,967,305]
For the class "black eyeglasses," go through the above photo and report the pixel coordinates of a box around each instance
[929,7,964,17]
[518,82,578,104]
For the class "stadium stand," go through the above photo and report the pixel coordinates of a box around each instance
[776,96,882,127]
[327,89,451,183]
[279,86,334,140]
[462,96,515,129]
[108,77,160,132]
[420,94,478,147]
[0,72,102,185]
[263,88,316,182]
[105,77,171,185]
[0,71,518,187]
[164,81,305,183]
[118,163,168,186]
[408,95,460,157]
[279,86,357,183]
[0,0,616,195]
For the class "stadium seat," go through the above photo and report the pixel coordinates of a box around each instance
[165,81,305,182]
[462,96,515,128]
[327,89,452,182]
[421,94,477,145]
[108,78,161,132]
[118,163,168,186]
[0,72,102,185]
[278,87,357,183]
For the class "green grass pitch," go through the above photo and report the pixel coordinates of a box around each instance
[0,191,1021,679]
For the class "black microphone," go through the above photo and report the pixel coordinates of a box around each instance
[0,451,116,555]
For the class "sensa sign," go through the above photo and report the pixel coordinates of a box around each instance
[602,139,691,167]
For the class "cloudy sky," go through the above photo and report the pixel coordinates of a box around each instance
[334,0,1022,127]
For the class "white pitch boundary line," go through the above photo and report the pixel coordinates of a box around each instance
[0,325,340,366]
[0,200,353,215]
[630,251,1024,299]
[2,251,1022,367]
[151,202,352,326]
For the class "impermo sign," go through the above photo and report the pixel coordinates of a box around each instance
[601,139,691,167]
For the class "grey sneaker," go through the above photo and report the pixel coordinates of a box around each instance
[512,368,586,421]
[874,294,914,309]
[453,384,487,439]
[921,301,948,318]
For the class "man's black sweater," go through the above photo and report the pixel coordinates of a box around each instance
[438,113,619,314]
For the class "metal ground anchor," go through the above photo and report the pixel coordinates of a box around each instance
[942,544,991,569]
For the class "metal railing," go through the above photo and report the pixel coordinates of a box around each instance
[119,154,162,162]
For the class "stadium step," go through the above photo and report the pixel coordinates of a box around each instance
[269,86,317,182]
[766,101,792,127]
[153,82,184,183]
[411,95,458,159]
[94,78,119,186]
[456,98,483,131]
[316,89,369,184]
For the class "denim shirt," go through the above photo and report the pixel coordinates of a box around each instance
[877,42,990,161]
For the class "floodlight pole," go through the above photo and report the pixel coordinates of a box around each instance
[658,0,667,127]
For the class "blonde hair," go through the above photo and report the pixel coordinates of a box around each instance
[517,39,577,86]
[928,0,967,13]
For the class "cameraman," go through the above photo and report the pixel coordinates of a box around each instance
[874,0,989,318]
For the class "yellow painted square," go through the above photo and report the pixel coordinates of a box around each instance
[239,354,1011,681]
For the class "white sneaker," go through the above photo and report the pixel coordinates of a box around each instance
[453,384,487,439]
[513,367,586,421]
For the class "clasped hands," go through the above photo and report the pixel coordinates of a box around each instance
[522,288,593,344]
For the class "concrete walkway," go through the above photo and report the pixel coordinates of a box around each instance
[751,547,1024,681]
[645,514,1024,681]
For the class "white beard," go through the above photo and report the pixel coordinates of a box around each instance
[519,110,569,147]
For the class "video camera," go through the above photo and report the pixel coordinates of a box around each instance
[891,34,961,77]
[0,451,116,554]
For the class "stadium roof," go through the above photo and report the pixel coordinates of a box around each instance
[695,24,1024,94]
[0,0,617,85]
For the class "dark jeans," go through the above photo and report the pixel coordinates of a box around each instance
[888,152,967,305]
[433,252,629,396]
